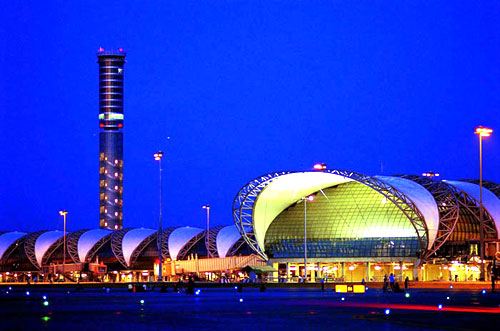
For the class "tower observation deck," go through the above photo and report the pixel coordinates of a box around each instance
[97,48,126,230]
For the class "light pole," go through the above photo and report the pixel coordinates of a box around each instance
[203,205,211,257]
[475,126,493,281]
[154,151,164,282]
[59,210,68,281]
[301,195,314,281]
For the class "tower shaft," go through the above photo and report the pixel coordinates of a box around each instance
[97,48,126,230]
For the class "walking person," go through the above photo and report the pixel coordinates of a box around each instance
[389,273,395,291]
[404,276,409,289]
[383,275,388,293]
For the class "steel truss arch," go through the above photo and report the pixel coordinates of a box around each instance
[233,170,429,260]
[24,231,46,270]
[67,229,88,263]
[86,232,113,263]
[128,232,158,268]
[160,227,178,259]
[397,175,460,260]
[111,229,131,269]
[177,231,206,260]
[0,234,27,262]
[41,236,65,266]
[206,225,225,258]
[452,187,498,239]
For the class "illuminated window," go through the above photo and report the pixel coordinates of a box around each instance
[115,212,118,216]
[105,222,108,227]
[114,185,118,190]
[114,160,118,164]
[115,172,118,177]
[105,170,108,174]
[105,196,108,200]
[115,199,118,203]
[114,225,118,230]
[105,209,108,213]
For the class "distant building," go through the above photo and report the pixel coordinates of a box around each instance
[97,48,126,230]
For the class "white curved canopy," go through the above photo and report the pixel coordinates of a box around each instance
[253,172,354,252]
[168,227,204,260]
[216,225,242,258]
[35,231,64,267]
[122,228,157,266]
[446,181,500,238]
[78,229,112,262]
[376,176,439,248]
[0,232,26,260]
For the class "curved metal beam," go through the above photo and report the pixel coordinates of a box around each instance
[177,231,206,260]
[227,237,247,257]
[233,170,429,260]
[86,232,113,262]
[66,229,88,263]
[205,225,225,258]
[128,232,158,268]
[0,234,27,262]
[398,175,460,260]
[160,226,178,260]
[110,229,131,269]
[41,237,65,266]
[24,231,46,270]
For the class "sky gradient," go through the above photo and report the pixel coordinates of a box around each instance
[0,1,498,232]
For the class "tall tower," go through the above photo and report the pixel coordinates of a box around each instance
[97,48,126,230]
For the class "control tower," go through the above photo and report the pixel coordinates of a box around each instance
[97,48,126,230]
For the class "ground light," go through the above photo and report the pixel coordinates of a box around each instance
[43,301,49,307]
[385,309,390,315]
[449,285,453,289]
[405,293,410,298]
[195,289,201,295]
[482,290,486,294]
[446,296,450,300]
[341,297,345,301]
[140,300,145,305]
[42,295,47,300]
[438,304,443,310]
[239,298,244,302]
[41,316,50,322]
[25,291,30,296]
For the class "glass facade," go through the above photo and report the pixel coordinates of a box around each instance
[265,182,421,258]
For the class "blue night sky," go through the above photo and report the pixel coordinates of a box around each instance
[0,1,498,232]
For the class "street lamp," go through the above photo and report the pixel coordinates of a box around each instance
[202,205,211,257]
[154,151,163,282]
[301,195,315,281]
[59,210,68,281]
[475,126,493,281]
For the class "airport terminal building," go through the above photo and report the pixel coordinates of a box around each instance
[1,169,499,283]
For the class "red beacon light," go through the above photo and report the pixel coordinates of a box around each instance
[98,47,104,52]
[313,163,327,171]
[119,48,123,52]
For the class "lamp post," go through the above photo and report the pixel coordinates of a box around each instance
[59,210,68,281]
[475,126,493,281]
[154,151,164,282]
[301,195,315,281]
[202,205,211,257]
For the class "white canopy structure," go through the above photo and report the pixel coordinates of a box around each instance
[0,232,26,260]
[122,228,157,267]
[77,229,112,262]
[34,231,64,267]
[168,227,204,260]
[216,225,243,258]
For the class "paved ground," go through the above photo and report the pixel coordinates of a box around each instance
[0,286,498,330]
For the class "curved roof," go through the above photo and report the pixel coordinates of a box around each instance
[216,225,242,258]
[446,181,500,237]
[253,172,354,252]
[168,227,204,260]
[0,232,27,260]
[376,176,439,248]
[122,228,157,266]
[78,229,112,262]
[35,231,64,267]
